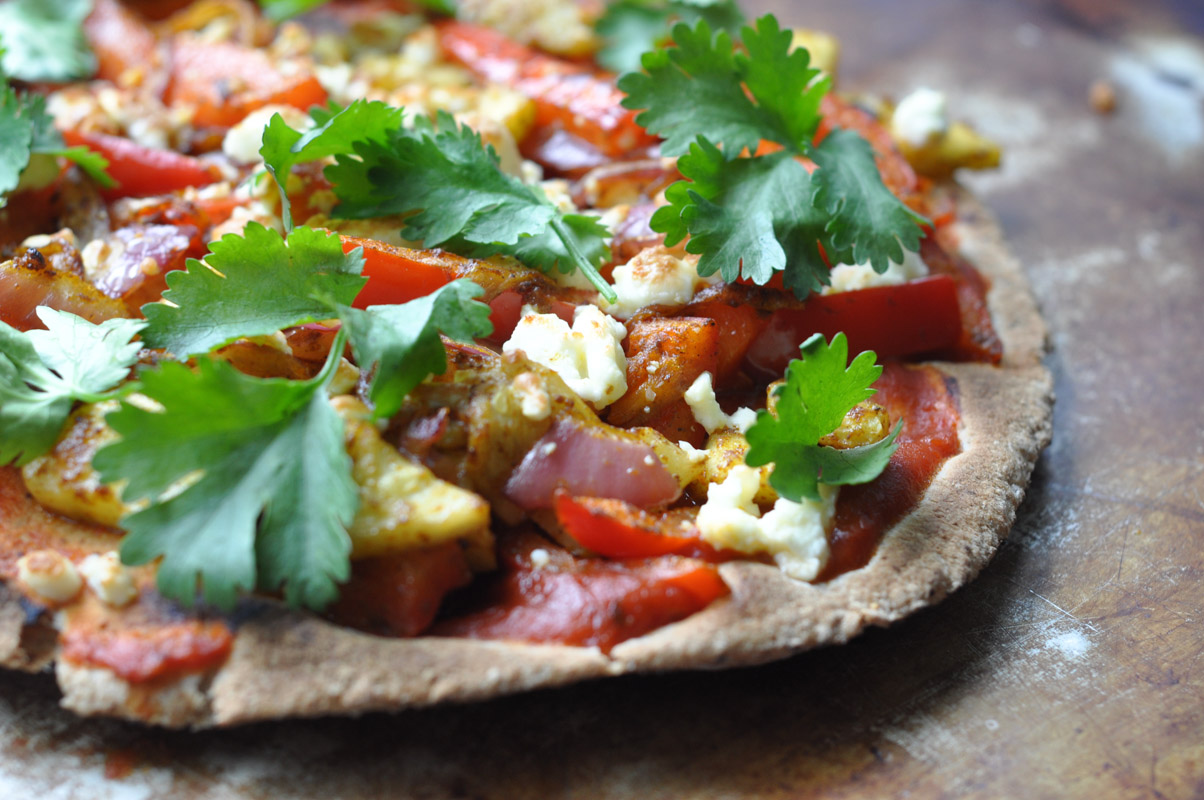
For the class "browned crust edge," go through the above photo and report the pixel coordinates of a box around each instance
[0,185,1054,728]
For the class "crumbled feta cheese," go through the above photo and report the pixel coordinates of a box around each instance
[17,550,82,604]
[78,551,138,608]
[891,87,949,147]
[678,440,709,464]
[696,465,837,581]
[824,247,930,294]
[503,305,628,407]
[511,371,552,420]
[684,372,757,434]
[601,246,705,320]
[223,104,314,165]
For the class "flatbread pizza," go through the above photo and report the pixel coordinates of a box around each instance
[0,0,1051,727]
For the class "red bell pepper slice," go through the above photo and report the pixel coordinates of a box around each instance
[436,21,656,158]
[165,38,327,128]
[343,236,455,308]
[745,275,962,376]
[326,542,473,638]
[432,532,729,652]
[341,236,521,338]
[59,130,221,199]
[553,492,701,559]
[84,0,163,86]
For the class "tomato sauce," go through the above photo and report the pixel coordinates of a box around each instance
[432,532,729,652]
[818,363,961,580]
[60,616,232,683]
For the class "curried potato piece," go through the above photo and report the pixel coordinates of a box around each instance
[332,397,494,570]
[21,402,133,529]
[687,428,778,508]
[893,118,1002,180]
[607,316,720,428]
[819,401,893,449]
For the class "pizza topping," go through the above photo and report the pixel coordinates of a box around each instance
[78,550,138,608]
[16,549,83,604]
[502,305,628,408]
[0,308,145,467]
[600,245,708,320]
[335,396,493,566]
[695,464,836,582]
[825,246,930,294]
[0,0,95,83]
[432,531,729,652]
[683,371,756,435]
[744,332,900,503]
[890,87,949,148]
[260,102,616,299]
[503,418,681,511]
[621,15,927,298]
[595,0,745,74]
[0,82,114,207]
[20,400,133,528]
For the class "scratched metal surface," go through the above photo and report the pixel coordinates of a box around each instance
[2,1,1202,797]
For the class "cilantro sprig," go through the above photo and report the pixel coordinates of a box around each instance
[260,103,616,301]
[95,223,494,610]
[141,222,367,357]
[744,332,900,503]
[620,14,926,297]
[94,334,358,611]
[1,83,114,206]
[0,0,95,83]
[140,223,492,417]
[256,0,454,22]
[0,309,145,467]
[596,0,745,74]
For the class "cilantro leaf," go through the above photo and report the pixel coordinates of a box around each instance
[655,141,830,293]
[141,223,366,357]
[340,279,493,418]
[257,0,329,21]
[261,100,405,230]
[0,86,33,203]
[620,14,825,157]
[623,13,926,298]
[0,0,95,82]
[327,111,615,300]
[0,309,145,466]
[596,0,745,74]
[744,332,900,502]
[811,128,927,272]
[257,0,453,21]
[94,355,356,611]
[1,85,114,203]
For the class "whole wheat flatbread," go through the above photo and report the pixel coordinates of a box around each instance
[0,186,1053,727]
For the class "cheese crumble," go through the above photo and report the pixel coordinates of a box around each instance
[503,305,628,407]
[696,465,837,582]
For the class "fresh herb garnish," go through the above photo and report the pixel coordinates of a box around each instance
[744,332,900,503]
[261,104,615,300]
[0,0,95,82]
[338,279,493,418]
[0,309,145,467]
[93,224,493,610]
[256,0,455,22]
[141,222,367,357]
[260,100,405,231]
[595,0,745,74]
[0,83,114,205]
[620,14,926,297]
[94,339,358,611]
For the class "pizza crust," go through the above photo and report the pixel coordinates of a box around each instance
[0,186,1053,727]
